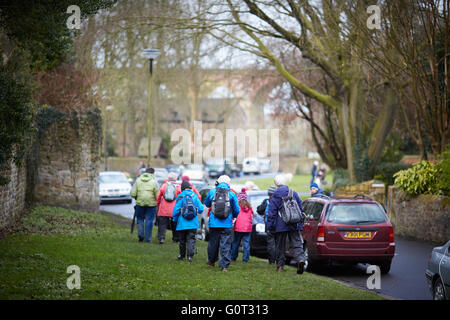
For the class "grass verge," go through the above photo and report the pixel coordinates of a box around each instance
[0,205,384,300]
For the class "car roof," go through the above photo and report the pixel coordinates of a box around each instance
[305,196,379,205]
[100,171,124,175]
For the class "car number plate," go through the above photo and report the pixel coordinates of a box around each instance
[344,231,372,239]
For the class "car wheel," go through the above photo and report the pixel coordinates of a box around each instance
[379,260,392,274]
[304,245,318,272]
[433,277,447,300]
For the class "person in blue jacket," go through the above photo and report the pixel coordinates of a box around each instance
[172,180,204,263]
[267,174,306,274]
[204,175,240,272]
[310,182,324,197]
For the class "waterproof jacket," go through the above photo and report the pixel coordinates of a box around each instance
[172,189,204,231]
[157,181,181,217]
[131,173,158,207]
[267,185,303,232]
[204,182,240,228]
[234,205,254,233]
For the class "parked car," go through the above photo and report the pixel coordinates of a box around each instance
[259,158,272,173]
[153,168,169,187]
[294,194,395,274]
[242,157,261,175]
[426,240,450,300]
[247,190,270,257]
[182,164,207,181]
[99,171,132,204]
[175,179,207,192]
[165,164,185,180]
[205,158,241,178]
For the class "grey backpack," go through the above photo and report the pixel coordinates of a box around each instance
[164,183,177,202]
[279,189,302,224]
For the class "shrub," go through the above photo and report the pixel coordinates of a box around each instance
[375,162,412,186]
[393,160,440,196]
[437,150,450,196]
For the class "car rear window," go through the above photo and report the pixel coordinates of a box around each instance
[326,203,387,225]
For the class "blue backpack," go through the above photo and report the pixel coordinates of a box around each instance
[181,194,198,220]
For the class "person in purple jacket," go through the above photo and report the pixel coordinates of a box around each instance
[267,174,306,274]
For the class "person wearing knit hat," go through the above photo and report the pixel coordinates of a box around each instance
[172,179,204,263]
[156,171,181,244]
[204,174,240,271]
[310,182,324,197]
[231,188,254,263]
[237,188,248,202]
[256,185,277,264]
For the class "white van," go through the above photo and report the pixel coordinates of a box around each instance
[242,157,261,175]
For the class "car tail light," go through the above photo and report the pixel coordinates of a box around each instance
[388,226,394,243]
[317,226,325,242]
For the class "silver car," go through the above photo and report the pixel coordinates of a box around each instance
[99,171,133,204]
[426,240,450,300]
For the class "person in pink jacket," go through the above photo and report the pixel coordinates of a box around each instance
[156,172,181,244]
[231,189,254,263]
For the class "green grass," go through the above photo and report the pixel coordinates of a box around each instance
[0,205,384,300]
[235,174,313,199]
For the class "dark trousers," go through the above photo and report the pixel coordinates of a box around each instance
[275,230,305,268]
[171,219,179,241]
[178,229,197,259]
[267,230,276,264]
[207,228,233,269]
[157,216,170,241]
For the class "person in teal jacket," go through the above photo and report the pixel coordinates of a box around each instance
[172,180,204,263]
[204,175,240,271]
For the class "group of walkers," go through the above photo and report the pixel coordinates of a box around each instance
[131,167,308,275]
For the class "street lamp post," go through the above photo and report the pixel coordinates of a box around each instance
[142,48,160,167]
[104,105,113,171]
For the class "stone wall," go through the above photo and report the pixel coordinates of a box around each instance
[34,110,102,212]
[0,157,27,230]
[335,180,386,205]
[387,186,450,244]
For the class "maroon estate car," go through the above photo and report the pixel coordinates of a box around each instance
[295,194,395,274]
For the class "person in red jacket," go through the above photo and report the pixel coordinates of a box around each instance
[156,172,181,244]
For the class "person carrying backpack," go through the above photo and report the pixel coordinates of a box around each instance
[204,175,240,272]
[172,180,204,263]
[156,172,181,244]
[267,174,306,274]
[130,167,158,243]
[256,185,277,264]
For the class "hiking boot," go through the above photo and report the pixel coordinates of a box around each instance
[177,255,185,261]
[297,261,305,275]
[276,266,284,272]
[206,260,215,267]
[138,237,144,242]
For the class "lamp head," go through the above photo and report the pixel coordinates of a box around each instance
[142,48,160,60]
